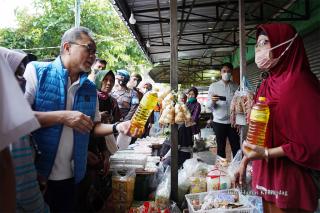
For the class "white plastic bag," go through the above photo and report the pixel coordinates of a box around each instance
[227,149,242,181]
[178,159,211,202]
[116,133,131,150]
[155,166,171,209]
[149,162,166,190]
[201,127,214,140]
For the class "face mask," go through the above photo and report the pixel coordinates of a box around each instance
[221,73,232,81]
[119,80,128,86]
[127,79,138,89]
[255,33,298,70]
[187,97,196,103]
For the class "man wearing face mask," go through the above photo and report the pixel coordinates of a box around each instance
[111,69,140,121]
[207,62,240,158]
[127,72,143,100]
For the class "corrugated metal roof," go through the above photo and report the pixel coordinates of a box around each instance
[112,0,310,83]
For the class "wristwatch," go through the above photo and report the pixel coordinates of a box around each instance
[112,122,119,134]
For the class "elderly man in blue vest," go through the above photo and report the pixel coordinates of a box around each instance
[23,27,133,212]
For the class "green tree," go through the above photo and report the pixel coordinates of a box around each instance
[0,0,150,72]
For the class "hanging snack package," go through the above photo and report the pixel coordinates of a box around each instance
[159,103,175,125]
[230,89,254,127]
[174,103,186,124]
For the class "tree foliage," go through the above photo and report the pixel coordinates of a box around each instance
[0,0,150,72]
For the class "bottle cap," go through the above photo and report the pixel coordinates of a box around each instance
[258,97,266,102]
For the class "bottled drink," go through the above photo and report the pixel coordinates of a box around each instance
[129,91,158,137]
[246,97,270,147]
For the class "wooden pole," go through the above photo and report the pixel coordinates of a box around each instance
[239,0,246,90]
[239,0,246,152]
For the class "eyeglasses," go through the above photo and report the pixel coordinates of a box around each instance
[69,42,97,55]
[255,39,270,48]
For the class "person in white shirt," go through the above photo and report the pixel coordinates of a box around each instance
[88,58,107,82]
[207,62,240,158]
[23,27,135,212]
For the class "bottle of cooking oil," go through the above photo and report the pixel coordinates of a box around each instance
[246,97,270,147]
[129,91,158,137]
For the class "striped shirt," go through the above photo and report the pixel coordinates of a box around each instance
[10,136,49,213]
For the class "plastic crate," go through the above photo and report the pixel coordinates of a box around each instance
[185,189,256,213]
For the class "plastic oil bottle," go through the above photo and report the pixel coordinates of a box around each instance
[246,97,270,149]
[129,91,158,137]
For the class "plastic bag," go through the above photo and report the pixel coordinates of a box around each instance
[177,167,190,203]
[178,159,211,202]
[193,137,206,152]
[201,191,241,210]
[206,169,231,191]
[189,176,207,193]
[155,166,171,209]
[117,133,132,150]
[149,162,166,191]
[227,149,242,181]
[193,151,215,165]
[129,201,181,213]
[215,155,230,169]
[200,127,214,140]
[149,124,161,137]
[169,201,181,213]
[246,195,263,213]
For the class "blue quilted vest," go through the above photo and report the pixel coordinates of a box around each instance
[32,57,97,183]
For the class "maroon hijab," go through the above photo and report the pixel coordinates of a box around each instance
[255,23,320,170]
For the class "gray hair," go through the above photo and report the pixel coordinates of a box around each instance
[60,26,94,54]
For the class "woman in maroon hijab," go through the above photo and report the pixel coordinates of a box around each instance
[237,23,320,212]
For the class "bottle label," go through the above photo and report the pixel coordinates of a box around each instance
[250,110,268,122]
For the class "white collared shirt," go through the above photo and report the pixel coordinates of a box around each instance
[207,80,238,124]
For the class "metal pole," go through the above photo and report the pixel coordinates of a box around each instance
[170,0,178,202]
[75,0,81,27]
[238,0,246,90]
[238,0,246,151]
